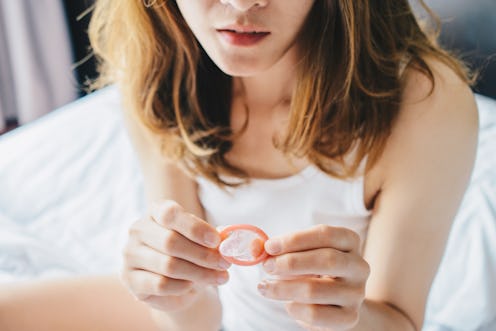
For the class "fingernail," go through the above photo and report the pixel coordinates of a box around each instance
[217,273,228,285]
[218,259,231,270]
[265,240,281,255]
[257,281,268,295]
[204,232,220,248]
[263,258,275,273]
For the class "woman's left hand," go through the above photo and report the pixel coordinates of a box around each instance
[258,224,370,331]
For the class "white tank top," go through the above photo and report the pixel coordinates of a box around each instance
[196,164,372,331]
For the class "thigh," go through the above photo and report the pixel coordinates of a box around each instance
[0,275,160,331]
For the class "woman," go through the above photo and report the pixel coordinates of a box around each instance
[0,1,478,331]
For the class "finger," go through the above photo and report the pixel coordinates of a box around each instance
[264,225,360,256]
[263,248,369,280]
[125,243,229,286]
[122,268,194,297]
[286,302,359,330]
[150,200,221,248]
[257,278,363,306]
[140,219,231,271]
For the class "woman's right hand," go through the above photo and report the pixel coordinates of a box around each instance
[120,199,231,312]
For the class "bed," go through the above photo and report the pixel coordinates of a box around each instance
[0,86,495,330]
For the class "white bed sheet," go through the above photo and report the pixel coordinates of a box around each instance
[0,87,145,280]
[0,86,495,331]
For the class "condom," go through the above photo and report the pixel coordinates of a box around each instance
[218,224,269,266]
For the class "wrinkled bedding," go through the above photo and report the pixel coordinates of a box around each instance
[0,86,495,330]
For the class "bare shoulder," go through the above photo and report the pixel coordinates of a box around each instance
[374,57,479,185]
[401,56,474,105]
[401,56,477,135]
[120,104,163,161]
[120,105,203,216]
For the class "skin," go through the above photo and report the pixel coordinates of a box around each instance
[0,1,478,331]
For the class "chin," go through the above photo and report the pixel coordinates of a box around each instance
[206,48,275,77]
[217,65,261,77]
[214,57,272,77]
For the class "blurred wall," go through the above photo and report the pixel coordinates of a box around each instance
[414,0,496,98]
[62,0,97,97]
[0,1,77,132]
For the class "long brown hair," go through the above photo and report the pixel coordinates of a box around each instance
[88,0,472,186]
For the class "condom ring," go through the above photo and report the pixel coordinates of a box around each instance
[218,224,269,266]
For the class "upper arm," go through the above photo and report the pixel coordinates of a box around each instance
[120,106,205,218]
[363,61,479,329]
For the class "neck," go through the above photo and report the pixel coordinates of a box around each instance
[234,47,299,112]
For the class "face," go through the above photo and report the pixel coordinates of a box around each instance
[175,0,316,77]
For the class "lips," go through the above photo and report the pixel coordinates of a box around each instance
[217,30,270,46]
[216,25,270,46]
[218,24,270,34]
[220,29,267,34]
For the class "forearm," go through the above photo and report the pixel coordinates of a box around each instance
[351,299,418,331]
[150,286,222,331]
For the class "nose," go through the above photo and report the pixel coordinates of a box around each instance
[220,0,268,12]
